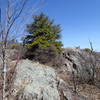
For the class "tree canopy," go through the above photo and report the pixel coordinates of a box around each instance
[24,13,63,63]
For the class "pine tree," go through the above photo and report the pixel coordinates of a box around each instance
[24,13,63,63]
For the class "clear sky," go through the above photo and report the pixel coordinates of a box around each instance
[40,0,100,51]
[1,0,100,51]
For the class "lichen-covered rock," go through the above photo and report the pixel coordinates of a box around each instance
[11,59,60,100]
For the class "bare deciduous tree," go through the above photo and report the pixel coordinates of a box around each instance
[0,0,45,99]
[77,41,100,86]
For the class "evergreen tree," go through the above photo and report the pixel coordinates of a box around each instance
[24,13,63,63]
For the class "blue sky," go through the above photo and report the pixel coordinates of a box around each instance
[40,0,100,51]
[1,0,100,51]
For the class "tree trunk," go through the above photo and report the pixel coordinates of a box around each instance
[2,45,7,100]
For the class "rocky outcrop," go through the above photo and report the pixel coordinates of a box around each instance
[60,48,100,80]
[0,48,100,100]
[11,60,60,100]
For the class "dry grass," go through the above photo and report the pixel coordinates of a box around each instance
[57,69,100,100]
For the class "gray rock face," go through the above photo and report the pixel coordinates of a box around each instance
[11,59,60,100]
[61,48,100,80]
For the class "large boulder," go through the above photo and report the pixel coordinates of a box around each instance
[11,59,60,100]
